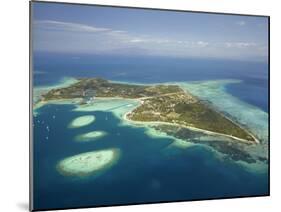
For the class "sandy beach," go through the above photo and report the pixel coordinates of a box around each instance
[56,148,121,177]
[123,110,259,144]
[34,85,259,145]
[69,115,96,128]
[75,131,108,142]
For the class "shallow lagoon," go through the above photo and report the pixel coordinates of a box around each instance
[69,115,96,128]
[178,80,268,170]
[57,148,120,177]
[75,130,108,142]
[33,80,268,209]
[33,56,269,210]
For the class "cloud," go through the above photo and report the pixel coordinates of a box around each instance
[236,21,246,26]
[197,41,209,47]
[33,20,267,61]
[155,39,171,44]
[225,42,257,48]
[129,38,146,43]
[34,20,111,33]
[129,38,172,44]
[128,38,209,47]
[110,30,127,34]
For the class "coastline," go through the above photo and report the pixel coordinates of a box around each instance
[178,80,268,163]
[123,110,259,145]
[36,96,259,144]
[33,78,268,172]
[33,78,260,145]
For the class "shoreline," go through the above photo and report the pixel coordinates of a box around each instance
[34,95,259,145]
[33,78,260,145]
[123,110,259,145]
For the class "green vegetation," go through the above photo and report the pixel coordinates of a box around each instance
[128,92,256,142]
[42,78,181,100]
[42,77,257,143]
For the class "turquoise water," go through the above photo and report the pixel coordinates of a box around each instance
[33,54,269,210]
[34,104,268,210]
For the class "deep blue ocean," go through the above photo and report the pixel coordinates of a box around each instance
[33,53,269,210]
[34,53,268,112]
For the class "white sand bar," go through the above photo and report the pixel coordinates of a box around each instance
[75,131,107,142]
[170,139,194,149]
[57,148,120,177]
[69,115,95,128]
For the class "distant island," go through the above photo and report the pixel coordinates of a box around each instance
[40,78,259,145]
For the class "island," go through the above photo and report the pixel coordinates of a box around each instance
[57,148,121,177]
[68,115,96,128]
[75,131,108,142]
[40,78,259,144]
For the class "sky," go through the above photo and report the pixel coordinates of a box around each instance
[32,2,269,61]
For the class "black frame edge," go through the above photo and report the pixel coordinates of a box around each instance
[267,16,270,196]
[31,0,269,18]
[29,1,34,211]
